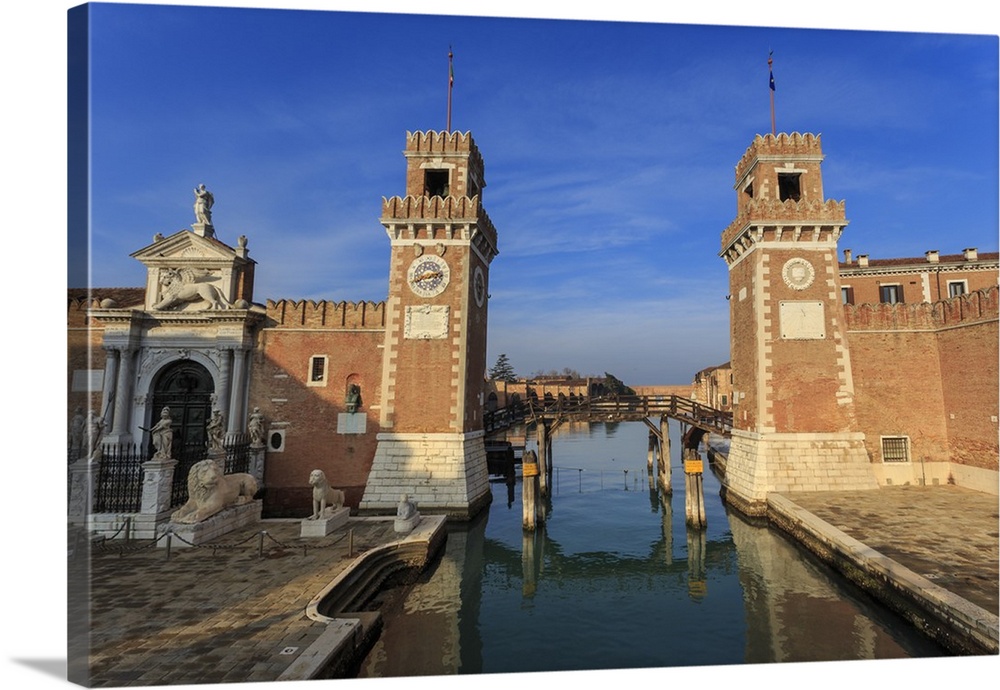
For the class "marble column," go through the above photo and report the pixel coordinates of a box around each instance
[100,347,119,430]
[228,348,248,435]
[109,346,135,444]
[216,346,235,433]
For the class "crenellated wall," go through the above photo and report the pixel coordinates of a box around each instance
[265,299,386,329]
[844,286,999,482]
[843,285,998,331]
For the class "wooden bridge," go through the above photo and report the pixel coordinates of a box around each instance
[485,394,732,439]
[484,394,731,530]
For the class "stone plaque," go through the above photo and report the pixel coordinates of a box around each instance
[72,369,104,392]
[404,305,449,339]
[779,301,825,340]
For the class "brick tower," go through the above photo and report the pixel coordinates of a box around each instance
[359,130,498,519]
[720,133,877,515]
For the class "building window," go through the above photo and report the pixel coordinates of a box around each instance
[720,395,728,406]
[881,436,910,463]
[841,286,855,305]
[777,172,801,202]
[879,284,904,304]
[307,355,328,387]
[424,170,450,198]
[947,280,967,298]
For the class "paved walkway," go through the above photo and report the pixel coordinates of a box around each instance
[70,486,999,686]
[781,485,998,615]
[72,518,401,687]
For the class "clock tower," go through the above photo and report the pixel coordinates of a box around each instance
[359,130,498,519]
[720,133,877,515]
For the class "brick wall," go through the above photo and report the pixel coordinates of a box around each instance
[250,321,384,516]
[844,286,998,471]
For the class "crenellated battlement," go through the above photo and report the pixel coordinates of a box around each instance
[844,285,999,331]
[382,194,482,220]
[265,299,386,329]
[721,197,847,256]
[734,132,823,181]
[406,130,481,159]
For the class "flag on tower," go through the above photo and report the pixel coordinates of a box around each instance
[769,50,775,91]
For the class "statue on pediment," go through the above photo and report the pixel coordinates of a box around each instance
[194,184,214,226]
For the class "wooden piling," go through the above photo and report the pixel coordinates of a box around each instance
[659,416,672,494]
[522,449,540,530]
[683,448,707,529]
[537,423,550,497]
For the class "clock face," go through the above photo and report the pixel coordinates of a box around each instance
[473,266,486,307]
[407,255,450,298]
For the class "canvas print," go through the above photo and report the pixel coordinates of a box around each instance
[61,1,998,688]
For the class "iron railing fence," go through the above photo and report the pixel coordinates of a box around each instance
[93,444,145,513]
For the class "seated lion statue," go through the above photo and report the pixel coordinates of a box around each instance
[308,469,345,520]
[171,459,259,524]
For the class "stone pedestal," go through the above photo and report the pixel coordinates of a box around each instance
[140,457,178,516]
[158,500,262,548]
[300,506,349,537]
[360,431,491,519]
[723,430,877,515]
[248,445,266,484]
[68,460,99,525]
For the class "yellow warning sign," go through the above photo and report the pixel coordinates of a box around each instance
[684,459,703,474]
[522,463,539,477]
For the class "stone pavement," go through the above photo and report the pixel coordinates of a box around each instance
[70,485,999,687]
[781,485,999,615]
[72,517,403,687]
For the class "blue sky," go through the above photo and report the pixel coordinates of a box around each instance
[2,3,996,690]
[68,3,998,386]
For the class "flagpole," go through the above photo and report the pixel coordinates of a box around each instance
[768,51,776,136]
[447,47,454,132]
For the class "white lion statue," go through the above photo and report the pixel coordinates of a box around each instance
[171,459,259,524]
[308,469,345,520]
[153,268,232,311]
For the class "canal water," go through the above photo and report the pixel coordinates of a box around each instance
[357,420,947,678]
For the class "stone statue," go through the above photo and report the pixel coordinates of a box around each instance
[153,267,232,311]
[394,493,420,533]
[206,408,225,452]
[194,183,214,225]
[150,406,174,460]
[345,384,362,413]
[396,493,418,520]
[69,407,86,457]
[170,459,259,524]
[308,469,345,520]
[85,411,105,462]
[248,407,265,446]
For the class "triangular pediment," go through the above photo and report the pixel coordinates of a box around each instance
[131,229,242,267]
[130,230,256,312]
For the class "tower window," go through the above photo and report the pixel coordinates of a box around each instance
[777,173,801,202]
[424,170,450,198]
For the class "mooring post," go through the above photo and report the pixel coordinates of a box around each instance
[537,422,550,497]
[659,416,672,494]
[522,449,540,530]
[683,448,707,529]
[647,431,655,475]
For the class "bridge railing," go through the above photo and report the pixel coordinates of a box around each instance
[485,393,732,436]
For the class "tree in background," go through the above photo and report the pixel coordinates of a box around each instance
[489,353,517,382]
[604,371,636,396]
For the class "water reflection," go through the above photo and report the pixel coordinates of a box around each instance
[357,422,945,678]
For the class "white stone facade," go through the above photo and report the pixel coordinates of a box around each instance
[359,431,490,517]
[725,429,878,509]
